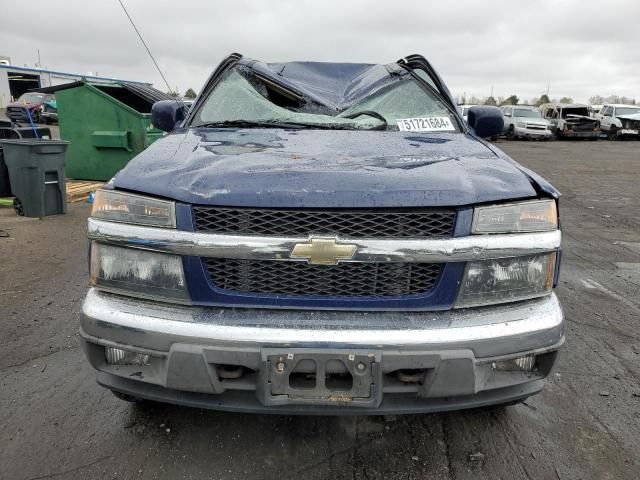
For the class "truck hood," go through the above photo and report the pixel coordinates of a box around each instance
[6,101,41,109]
[616,113,640,122]
[113,128,542,208]
[564,114,598,124]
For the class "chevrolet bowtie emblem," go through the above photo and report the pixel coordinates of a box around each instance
[290,237,357,265]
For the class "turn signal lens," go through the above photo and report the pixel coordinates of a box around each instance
[472,200,557,234]
[492,354,537,372]
[105,347,150,366]
[91,189,176,228]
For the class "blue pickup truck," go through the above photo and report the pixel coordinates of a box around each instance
[81,53,563,414]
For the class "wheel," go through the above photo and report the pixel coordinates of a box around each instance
[608,127,618,140]
[506,125,515,139]
[111,390,146,403]
[13,198,24,216]
[554,128,562,140]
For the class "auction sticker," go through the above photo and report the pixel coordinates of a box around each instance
[396,117,455,132]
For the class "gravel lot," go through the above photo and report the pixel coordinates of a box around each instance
[1,139,639,479]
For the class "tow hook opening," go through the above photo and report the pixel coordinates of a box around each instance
[394,369,427,384]
[217,364,255,381]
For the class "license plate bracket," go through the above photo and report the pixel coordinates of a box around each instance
[258,349,382,408]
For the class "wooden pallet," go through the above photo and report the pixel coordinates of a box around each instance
[66,180,104,203]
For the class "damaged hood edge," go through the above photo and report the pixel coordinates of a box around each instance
[113,128,553,208]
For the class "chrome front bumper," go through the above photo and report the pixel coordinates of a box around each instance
[514,126,552,138]
[81,288,564,414]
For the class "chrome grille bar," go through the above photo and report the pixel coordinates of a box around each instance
[88,218,562,264]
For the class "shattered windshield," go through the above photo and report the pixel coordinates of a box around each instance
[18,93,44,103]
[192,67,459,131]
[514,109,542,118]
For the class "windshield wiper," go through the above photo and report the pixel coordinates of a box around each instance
[194,119,383,131]
[341,110,388,130]
[194,120,308,129]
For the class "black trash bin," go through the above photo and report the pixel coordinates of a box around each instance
[0,147,11,197]
[1,139,69,217]
[0,128,53,197]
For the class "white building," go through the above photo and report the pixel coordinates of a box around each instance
[0,63,147,108]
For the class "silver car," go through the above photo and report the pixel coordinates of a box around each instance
[502,106,552,140]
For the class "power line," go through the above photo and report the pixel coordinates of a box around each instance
[117,0,173,94]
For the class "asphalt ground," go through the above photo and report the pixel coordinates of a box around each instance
[1,138,639,479]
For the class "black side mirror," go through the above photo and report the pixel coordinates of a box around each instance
[152,100,186,132]
[467,106,504,138]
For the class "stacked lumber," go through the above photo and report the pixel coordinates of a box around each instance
[66,180,104,203]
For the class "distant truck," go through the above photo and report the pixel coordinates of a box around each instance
[539,103,600,139]
[501,105,552,140]
[458,104,476,122]
[594,104,640,140]
[5,92,55,124]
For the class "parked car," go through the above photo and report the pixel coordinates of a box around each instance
[41,97,58,124]
[82,53,563,414]
[501,105,552,140]
[594,104,640,140]
[458,104,476,122]
[5,92,55,124]
[589,105,603,117]
[539,103,600,139]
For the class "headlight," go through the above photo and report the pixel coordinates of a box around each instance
[472,199,557,234]
[455,253,556,308]
[516,121,526,128]
[90,243,189,302]
[91,189,176,228]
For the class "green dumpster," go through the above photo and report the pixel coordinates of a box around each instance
[37,81,171,181]
[1,139,69,217]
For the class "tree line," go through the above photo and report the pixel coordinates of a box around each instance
[458,93,637,107]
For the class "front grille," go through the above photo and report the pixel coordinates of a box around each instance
[204,258,442,297]
[193,207,456,238]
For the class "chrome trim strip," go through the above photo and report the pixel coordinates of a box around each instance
[81,289,564,355]
[87,218,561,263]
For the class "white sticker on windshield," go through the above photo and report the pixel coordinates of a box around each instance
[396,117,455,132]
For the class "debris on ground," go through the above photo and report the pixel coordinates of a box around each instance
[468,451,486,468]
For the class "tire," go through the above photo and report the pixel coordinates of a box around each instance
[554,128,562,140]
[13,198,24,216]
[506,125,515,140]
[608,127,618,140]
[111,390,146,403]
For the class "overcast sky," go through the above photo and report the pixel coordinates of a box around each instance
[1,0,638,103]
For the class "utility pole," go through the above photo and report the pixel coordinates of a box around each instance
[37,49,41,68]
[546,81,550,97]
